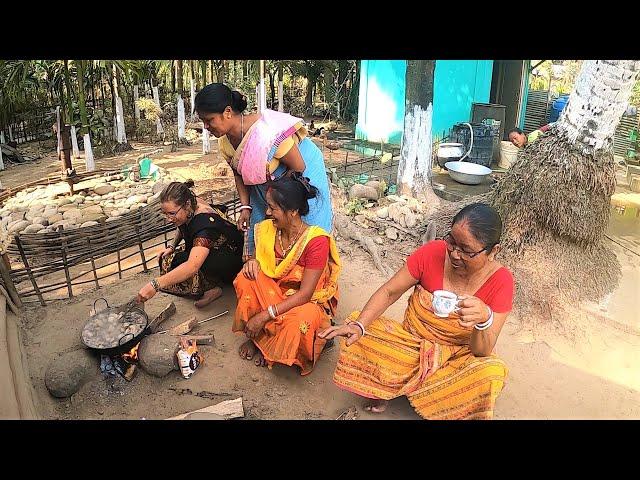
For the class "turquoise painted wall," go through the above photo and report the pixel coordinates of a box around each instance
[356,60,494,144]
[356,60,407,144]
[432,60,493,136]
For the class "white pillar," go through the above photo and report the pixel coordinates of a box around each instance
[190,78,196,120]
[255,84,260,113]
[83,134,95,172]
[70,125,80,158]
[116,96,127,143]
[56,107,61,155]
[0,144,4,171]
[202,123,211,154]
[152,86,164,135]
[177,95,186,139]
[260,79,267,112]
[278,80,284,112]
[8,125,13,142]
[0,131,5,144]
[113,115,118,141]
[134,85,140,120]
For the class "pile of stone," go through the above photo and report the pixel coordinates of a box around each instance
[347,181,427,241]
[0,173,182,238]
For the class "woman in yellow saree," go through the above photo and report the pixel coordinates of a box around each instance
[320,203,515,419]
[232,173,341,375]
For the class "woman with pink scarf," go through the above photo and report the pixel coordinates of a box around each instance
[195,83,333,261]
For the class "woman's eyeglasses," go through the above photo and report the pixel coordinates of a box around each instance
[163,205,184,219]
[443,232,488,259]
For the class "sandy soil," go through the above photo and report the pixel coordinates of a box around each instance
[3,136,639,420]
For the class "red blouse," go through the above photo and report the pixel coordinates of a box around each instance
[275,236,329,270]
[406,240,514,313]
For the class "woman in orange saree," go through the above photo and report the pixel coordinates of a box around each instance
[320,203,515,419]
[232,173,340,375]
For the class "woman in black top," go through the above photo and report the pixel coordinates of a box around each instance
[136,180,243,308]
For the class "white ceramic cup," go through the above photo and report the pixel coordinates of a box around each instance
[432,290,460,318]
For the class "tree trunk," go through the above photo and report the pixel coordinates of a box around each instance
[63,60,74,124]
[304,72,317,113]
[171,60,176,94]
[268,69,275,109]
[176,60,184,95]
[337,60,349,119]
[76,60,89,136]
[345,61,360,121]
[323,62,336,116]
[210,60,215,83]
[277,62,284,112]
[190,60,197,90]
[219,61,226,84]
[557,60,639,155]
[397,60,438,201]
[200,60,207,89]
[107,62,117,120]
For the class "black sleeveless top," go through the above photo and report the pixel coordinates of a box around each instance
[178,208,243,255]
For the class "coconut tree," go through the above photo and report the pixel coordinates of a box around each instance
[430,60,640,322]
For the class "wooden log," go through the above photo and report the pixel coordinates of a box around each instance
[167,397,244,420]
[159,316,198,336]
[178,334,215,346]
[87,237,100,288]
[136,225,148,272]
[59,233,73,298]
[148,301,177,333]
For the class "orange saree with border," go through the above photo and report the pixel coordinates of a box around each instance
[233,220,341,375]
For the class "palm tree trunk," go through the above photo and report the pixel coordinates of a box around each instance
[177,60,184,95]
[557,60,638,154]
[268,68,275,109]
[63,60,74,124]
[190,60,197,90]
[323,62,336,116]
[304,75,316,113]
[200,60,207,88]
[170,60,176,95]
[76,60,89,135]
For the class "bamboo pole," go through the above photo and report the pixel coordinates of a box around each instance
[14,236,45,306]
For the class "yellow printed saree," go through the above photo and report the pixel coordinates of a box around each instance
[333,286,508,419]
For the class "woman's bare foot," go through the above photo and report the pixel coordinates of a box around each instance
[194,287,223,308]
[254,350,268,367]
[239,340,258,360]
[364,399,388,413]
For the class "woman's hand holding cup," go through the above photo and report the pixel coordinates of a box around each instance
[456,295,491,329]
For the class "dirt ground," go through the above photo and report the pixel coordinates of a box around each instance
[3,135,640,420]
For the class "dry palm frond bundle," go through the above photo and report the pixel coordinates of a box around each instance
[491,133,616,254]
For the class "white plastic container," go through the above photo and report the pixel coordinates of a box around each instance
[499,141,519,169]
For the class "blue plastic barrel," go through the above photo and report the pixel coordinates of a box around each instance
[549,95,570,123]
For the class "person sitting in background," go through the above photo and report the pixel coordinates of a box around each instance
[508,123,554,148]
